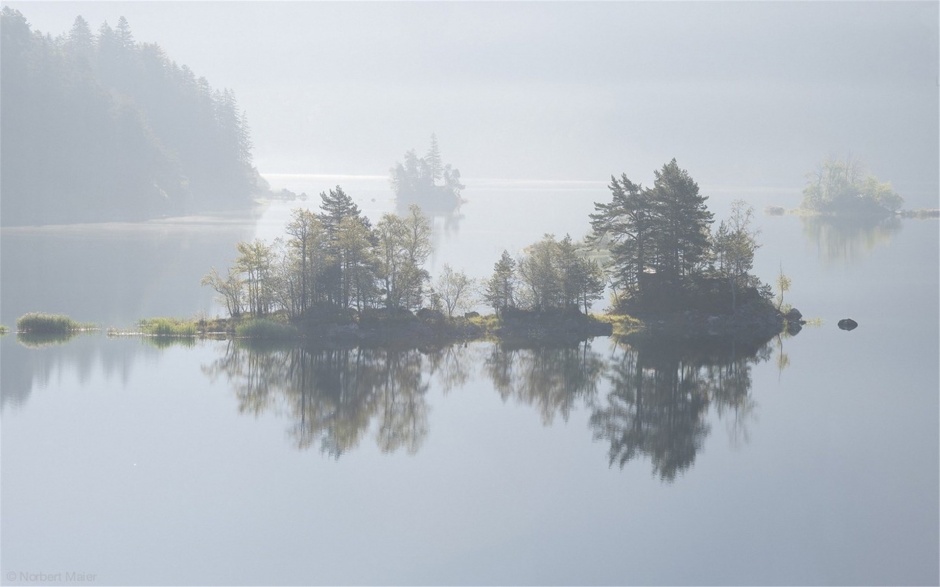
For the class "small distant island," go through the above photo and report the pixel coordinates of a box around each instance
[389,135,465,213]
[802,156,903,216]
[766,156,938,219]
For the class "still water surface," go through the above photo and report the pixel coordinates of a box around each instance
[1,179,937,584]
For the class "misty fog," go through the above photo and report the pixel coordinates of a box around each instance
[9,1,938,205]
[2,3,938,586]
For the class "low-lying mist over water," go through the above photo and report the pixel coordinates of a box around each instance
[1,2,937,585]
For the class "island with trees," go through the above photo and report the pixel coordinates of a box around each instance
[389,135,465,214]
[800,156,904,217]
[764,156,936,220]
[187,159,795,348]
[0,8,263,226]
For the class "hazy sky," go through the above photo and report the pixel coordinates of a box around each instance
[6,1,939,203]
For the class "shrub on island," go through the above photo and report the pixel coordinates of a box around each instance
[16,312,91,334]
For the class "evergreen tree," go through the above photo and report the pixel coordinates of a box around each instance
[425,133,444,183]
[649,159,713,285]
[589,174,654,296]
[484,250,517,316]
[591,160,723,312]
[115,16,134,50]
[317,186,366,306]
[65,16,94,64]
[319,186,362,237]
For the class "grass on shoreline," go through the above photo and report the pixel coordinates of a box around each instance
[137,317,200,337]
[111,316,233,338]
[122,316,297,340]
[16,312,95,334]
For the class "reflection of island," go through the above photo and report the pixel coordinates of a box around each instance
[793,156,910,263]
[590,337,772,482]
[201,337,776,484]
[395,196,465,236]
[202,343,433,456]
[801,214,902,263]
[0,336,160,411]
[485,342,606,425]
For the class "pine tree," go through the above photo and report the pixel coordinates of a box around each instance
[317,186,364,306]
[590,174,654,296]
[319,185,362,236]
[648,159,713,286]
[65,16,95,63]
[115,16,134,50]
[484,250,517,316]
[425,133,444,183]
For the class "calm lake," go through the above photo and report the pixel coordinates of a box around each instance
[2,177,938,585]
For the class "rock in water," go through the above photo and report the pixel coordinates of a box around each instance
[785,308,803,322]
[838,318,858,331]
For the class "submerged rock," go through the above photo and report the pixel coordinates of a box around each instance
[838,318,858,331]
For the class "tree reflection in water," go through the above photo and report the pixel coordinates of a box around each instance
[801,214,902,264]
[590,337,773,481]
[203,335,777,481]
[202,343,431,457]
[485,342,606,425]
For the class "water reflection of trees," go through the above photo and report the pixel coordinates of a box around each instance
[801,214,902,263]
[202,343,433,457]
[485,342,606,425]
[202,336,775,482]
[0,335,165,411]
[590,339,772,482]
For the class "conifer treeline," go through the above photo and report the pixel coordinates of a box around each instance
[1,8,258,226]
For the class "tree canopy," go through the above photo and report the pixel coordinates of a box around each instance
[591,160,769,315]
[204,194,431,319]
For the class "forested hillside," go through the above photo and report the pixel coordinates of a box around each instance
[0,8,259,226]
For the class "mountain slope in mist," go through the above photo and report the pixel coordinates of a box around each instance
[0,8,258,226]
